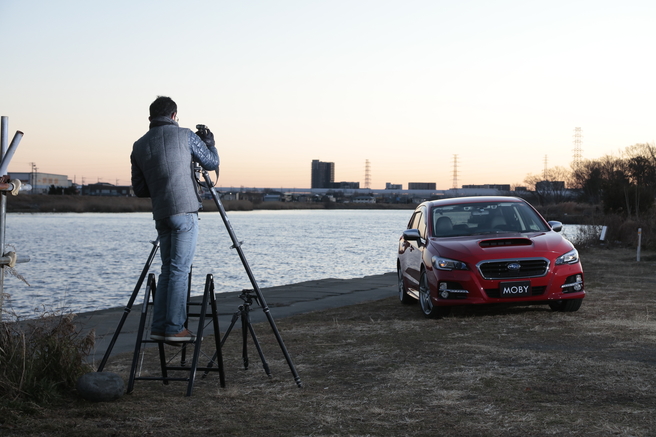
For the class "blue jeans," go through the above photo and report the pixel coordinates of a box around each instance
[151,212,199,335]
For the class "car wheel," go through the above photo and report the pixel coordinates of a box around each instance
[418,270,450,319]
[398,266,414,304]
[549,298,583,312]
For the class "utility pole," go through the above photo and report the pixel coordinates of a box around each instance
[30,162,37,195]
[572,127,583,168]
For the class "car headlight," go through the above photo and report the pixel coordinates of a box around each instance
[432,256,468,271]
[555,249,579,265]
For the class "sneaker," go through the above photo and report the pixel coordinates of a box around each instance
[164,329,196,343]
[150,331,165,341]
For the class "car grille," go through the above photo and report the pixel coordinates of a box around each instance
[484,286,547,298]
[477,258,549,280]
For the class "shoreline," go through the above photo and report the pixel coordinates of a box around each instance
[76,272,397,364]
[6,194,414,213]
[6,194,592,223]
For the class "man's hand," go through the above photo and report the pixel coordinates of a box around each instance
[195,126,215,148]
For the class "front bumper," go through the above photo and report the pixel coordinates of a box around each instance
[427,262,585,307]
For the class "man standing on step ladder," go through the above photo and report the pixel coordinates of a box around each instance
[130,96,219,344]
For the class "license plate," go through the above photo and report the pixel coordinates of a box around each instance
[499,281,531,297]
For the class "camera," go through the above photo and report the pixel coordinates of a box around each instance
[196,124,208,136]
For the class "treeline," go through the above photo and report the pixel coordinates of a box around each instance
[571,143,656,217]
[525,143,656,249]
[524,143,656,214]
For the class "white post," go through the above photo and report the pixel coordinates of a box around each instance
[0,116,6,318]
[637,228,642,262]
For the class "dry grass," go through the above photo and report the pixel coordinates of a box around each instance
[2,247,655,436]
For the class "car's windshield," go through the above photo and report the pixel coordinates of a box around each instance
[431,201,550,237]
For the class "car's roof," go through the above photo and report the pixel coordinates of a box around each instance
[420,196,526,208]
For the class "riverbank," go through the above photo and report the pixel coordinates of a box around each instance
[6,194,414,213]
[2,247,655,435]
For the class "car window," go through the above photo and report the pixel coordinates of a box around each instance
[416,211,427,238]
[431,201,549,237]
[407,209,427,238]
[407,211,419,230]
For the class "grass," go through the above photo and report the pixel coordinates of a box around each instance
[1,247,655,436]
[0,313,94,409]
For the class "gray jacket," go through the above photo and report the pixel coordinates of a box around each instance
[131,117,219,220]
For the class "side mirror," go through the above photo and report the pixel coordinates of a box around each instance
[402,229,422,241]
[548,221,563,232]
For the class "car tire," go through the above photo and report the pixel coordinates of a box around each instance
[419,270,450,319]
[549,298,583,312]
[398,266,414,304]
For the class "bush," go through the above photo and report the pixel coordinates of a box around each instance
[0,312,94,409]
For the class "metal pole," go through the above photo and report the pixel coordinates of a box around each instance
[0,131,25,176]
[637,228,642,262]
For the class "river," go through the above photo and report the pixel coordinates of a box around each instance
[2,210,584,319]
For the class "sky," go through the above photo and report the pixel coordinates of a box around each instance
[1,0,655,190]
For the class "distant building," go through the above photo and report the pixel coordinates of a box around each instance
[408,182,436,190]
[83,182,132,196]
[311,160,335,189]
[330,181,360,189]
[535,181,565,192]
[263,193,281,202]
[461,184,511,191]
[8,171,72,194]
[353,195,376,204]
[386,183,402,190]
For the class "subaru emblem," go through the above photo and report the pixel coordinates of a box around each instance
[507,262,521,271]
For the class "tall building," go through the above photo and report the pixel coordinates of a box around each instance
[311,160,334,189]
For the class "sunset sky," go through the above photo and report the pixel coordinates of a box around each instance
[1,0,654,190]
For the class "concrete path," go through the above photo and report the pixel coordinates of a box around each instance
[76,272,397,366]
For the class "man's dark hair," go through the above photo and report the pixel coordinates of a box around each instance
[149,96,177,118]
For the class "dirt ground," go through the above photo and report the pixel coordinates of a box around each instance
[2,247,655,436]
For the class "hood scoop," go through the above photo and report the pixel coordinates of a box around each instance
[479,238,532,248]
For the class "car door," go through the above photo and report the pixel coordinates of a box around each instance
[401,206,427,291]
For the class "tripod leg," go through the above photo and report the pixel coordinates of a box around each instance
[127,274,156,393]
[209,279,226,387]
[203,309,239,377]
[241,305,249,369]
[246,320,271,377]
[98,238,159,372]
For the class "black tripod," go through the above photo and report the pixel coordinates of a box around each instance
[199,168,302,387]
[98,168,302,388]
[204,289,269,377]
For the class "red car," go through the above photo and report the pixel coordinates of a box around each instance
[397,196,585,318]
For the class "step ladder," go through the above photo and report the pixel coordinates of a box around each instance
[127,272,225,396]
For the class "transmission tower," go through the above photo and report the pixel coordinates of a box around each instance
[364,159,371,189]
[451,154,459,189]
[572,127,583,167]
